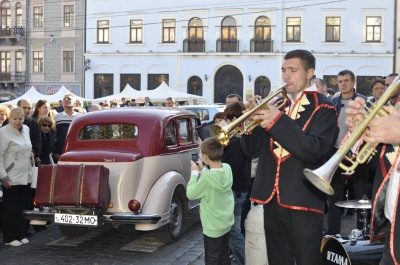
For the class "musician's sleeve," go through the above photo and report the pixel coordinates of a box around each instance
[267,106,338,164]
[240,126,265,159]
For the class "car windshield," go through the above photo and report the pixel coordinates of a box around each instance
[78,124,138,140]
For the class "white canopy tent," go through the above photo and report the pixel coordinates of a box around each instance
[135,82,206,104]
[94,84,140,103]
[46,85,91,103]
[1,86,48,105]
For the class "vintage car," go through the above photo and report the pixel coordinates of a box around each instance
[24,107,201,243]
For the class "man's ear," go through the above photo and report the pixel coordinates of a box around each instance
[307,68,315,80]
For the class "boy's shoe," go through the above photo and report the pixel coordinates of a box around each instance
[5,240,23,247]
[20,238,29,244]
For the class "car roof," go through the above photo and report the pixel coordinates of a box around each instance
[73,107,197,125]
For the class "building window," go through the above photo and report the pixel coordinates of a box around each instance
[33,51,43,73]
[162,19,175,43]
[64,5,74,27]
[63,51,74,73]
[325,17,340,42]
[148,74,169,90]
[16,3,22,28]
[254,76,271,98]
[188,17,203,40]
[221,16,237,40]
[0,52,11,81]
[33,6,44,28]
[323,75,338,92]
[97,20,109,43]
[286,17,301,42]
[366,16,381,42]
[187,76,203,96]
[130,19,142,43]
[15,51,22,73]
[255,16,271,40]
[1,2,11,29]
[120,74,140,91]
[356,76,381,97]
[94,74,113,98]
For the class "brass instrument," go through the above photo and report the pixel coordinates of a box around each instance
[303,76,400,195]
[211,85,288,145]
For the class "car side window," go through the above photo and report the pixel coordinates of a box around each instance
[178,119,190,145]
[192,119,199,143]
[165,121,177,146]
[201,110,210,121]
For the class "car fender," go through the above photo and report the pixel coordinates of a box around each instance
[135,171,186,231]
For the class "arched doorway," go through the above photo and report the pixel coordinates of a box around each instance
[187,76,203,96]
[254,76,271,98]
[214,65,243,103]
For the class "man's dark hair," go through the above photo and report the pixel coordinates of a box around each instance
[226,94,242,102]
[327,88,335,95]
[224,101,245,121]
[284,49,315,71]
[387,73,399,78]
[201,137,224,162]
[311,78,327,87]
[338,69,355,81]
[370,78,385,90]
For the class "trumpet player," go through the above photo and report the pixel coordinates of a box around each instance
[240,49,338,265]
[345,91,400,265]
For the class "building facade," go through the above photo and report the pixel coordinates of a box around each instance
[0,0,26,102]
[84,0,397,104]
[25,0,85,97]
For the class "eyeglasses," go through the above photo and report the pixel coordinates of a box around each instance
[41,124,52,128]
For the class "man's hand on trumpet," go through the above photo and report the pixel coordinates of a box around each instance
[346,97,400,144]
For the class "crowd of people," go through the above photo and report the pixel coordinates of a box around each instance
[189,49,399,265]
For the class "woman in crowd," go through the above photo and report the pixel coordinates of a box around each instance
[31,99,54,128]
[0,105,10,126]
[0,108,33,247]
[37,116,55,165]
[213,112,225,125]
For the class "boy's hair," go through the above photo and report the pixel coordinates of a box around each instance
[224,101,245,121]
[284,49,315,71]
[201,137,224,162]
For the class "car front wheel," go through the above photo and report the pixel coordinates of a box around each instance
[156,193,184,243]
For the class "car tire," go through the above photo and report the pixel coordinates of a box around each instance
[156,193,184,243]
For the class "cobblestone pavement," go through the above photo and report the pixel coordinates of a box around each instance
[0,206,362,265]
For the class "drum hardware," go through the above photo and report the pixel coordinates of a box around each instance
[304,77,400,195]
[336,195,371,241]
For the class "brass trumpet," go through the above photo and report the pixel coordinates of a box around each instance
[303,76,400,195]
[211,85,288,145]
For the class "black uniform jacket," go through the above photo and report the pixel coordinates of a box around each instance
[370,144,400,263]
[241,91,338,214]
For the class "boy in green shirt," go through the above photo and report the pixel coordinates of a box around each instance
[187,137,235,265]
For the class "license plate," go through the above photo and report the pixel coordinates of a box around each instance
[54,213,98,226]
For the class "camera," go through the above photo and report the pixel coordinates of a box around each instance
[192,154,199,163]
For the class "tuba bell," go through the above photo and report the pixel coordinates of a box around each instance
[303,76,400,195]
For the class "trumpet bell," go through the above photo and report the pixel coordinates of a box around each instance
[211,124,230,146]
[303,168,334,195]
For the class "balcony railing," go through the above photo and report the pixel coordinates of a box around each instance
[216,39,239,52]
[0,27,25,38]
[0,72,26,82]
[250,39,273,52]
[183,39,205,52]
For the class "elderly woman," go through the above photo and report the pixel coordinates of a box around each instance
[0,105,10,126]
[0,108,33,247]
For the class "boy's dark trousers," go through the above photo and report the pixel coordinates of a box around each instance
[203,232,230,265]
